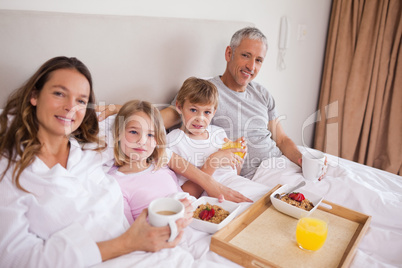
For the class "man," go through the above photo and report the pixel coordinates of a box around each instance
[161,27,302,179]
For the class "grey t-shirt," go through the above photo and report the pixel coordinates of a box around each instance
[209,76,282,179]
[170,76,282,179]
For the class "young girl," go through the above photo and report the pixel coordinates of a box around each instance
[107,100,241,224]
[107,100,183,223]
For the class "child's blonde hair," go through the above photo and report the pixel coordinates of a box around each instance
[113,100,168,169]
[176,77,219,109]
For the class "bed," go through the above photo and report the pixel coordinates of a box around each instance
[91,145,402,268]
[1,10,401,268]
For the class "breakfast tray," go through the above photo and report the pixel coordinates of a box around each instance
[210,184,371,268]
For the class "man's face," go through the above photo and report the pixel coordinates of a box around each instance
[225,38,267,91]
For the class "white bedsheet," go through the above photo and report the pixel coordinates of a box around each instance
[251,148,402,268]
[95,147,402,268]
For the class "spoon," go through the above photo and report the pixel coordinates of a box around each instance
[274,181,306,199]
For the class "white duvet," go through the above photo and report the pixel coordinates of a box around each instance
[95,147,402,268]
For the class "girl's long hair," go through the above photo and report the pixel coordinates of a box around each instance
[113,100,168,170]
[0,56,102,191]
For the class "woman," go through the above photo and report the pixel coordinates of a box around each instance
[0,57,191,267]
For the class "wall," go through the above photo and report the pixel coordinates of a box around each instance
[0,0,333,148]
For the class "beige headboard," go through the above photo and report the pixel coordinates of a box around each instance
[0,10,252,109]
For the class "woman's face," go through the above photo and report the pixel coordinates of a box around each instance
[30,68,90,138]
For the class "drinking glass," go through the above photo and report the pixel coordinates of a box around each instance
[296,216,328,251]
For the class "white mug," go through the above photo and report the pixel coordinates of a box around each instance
[302,151,328,181]
[148,197,185,242]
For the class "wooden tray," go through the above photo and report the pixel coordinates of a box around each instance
[211,184,371,268]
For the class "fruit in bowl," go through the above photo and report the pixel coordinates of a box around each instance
[193,202,230,224]
[270,184,323,219]
[279,192,315,211]
[199,206,215,221]
[190,197,240,233]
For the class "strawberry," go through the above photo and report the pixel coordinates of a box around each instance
[288,192,305,202]
[199,206,215,221]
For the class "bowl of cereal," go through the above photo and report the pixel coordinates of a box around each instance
[190,196,240,233]
[270,184,323,219]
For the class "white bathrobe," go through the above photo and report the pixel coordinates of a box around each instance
[0,138,129,268]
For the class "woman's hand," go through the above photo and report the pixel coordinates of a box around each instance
[122,198,193,254]
[97,208,187,261]
[124,208,188,251]
[95,104,122,121]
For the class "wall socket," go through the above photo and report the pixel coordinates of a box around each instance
[297,24,307,40]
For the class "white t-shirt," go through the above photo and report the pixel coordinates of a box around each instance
[171,77,283,179]
[0,138,128,268]
[166,125,237,185]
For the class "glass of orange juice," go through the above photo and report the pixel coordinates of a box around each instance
[296,216,328,251]
[222,141,245,158]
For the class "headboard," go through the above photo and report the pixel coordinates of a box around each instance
[0,10,253,108]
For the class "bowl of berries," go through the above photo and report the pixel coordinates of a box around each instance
[190,196,241,233]
[270,184,323,219]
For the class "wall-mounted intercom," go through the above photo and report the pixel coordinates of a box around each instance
[277,16,289,71]
[279,16,289,49]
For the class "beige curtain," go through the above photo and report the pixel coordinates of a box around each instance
[314,0,402,175]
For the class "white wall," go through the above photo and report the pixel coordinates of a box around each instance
[0,0,332,148]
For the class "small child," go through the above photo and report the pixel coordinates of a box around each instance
[167,77,258,198]
[107,100,200,224]
[108,100,181,224]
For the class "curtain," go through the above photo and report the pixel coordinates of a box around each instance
[314,0,401,175]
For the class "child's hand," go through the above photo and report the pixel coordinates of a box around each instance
[232,137,247,172]
[222,137,248,159]
[234,137,248,158]
[207,148,245,170]
[205,181,252,203]
[179,197,194,227]
[218,194,225,203]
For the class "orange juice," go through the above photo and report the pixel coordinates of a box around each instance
[222,141,245,158]
[296,217,328,251]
